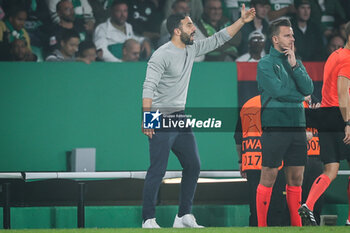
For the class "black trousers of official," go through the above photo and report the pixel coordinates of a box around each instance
[247,169,289,226]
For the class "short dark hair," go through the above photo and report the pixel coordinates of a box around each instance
[8,5,27,18]
[250,0,269,6]
[172,0,187,9]
[167,13,186,36]
[346,21,350,41]
[294,0,311,9]
[56,0,70,13]
[78,40,96,56]
[60,29,80,44]
[111,0,128,9]
[269,18,292,40]
[204,0,221,7]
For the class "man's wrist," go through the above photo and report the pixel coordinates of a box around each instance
[239,17,246,25]
[291,62,299,71]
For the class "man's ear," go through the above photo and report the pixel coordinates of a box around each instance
[174,28,181,36]
[272,35,278,44]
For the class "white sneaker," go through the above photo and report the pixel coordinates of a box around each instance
[173,214,204,228]
[142,218,161,228]
[346,219,350,226]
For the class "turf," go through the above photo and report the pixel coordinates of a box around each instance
[0,227,348,233]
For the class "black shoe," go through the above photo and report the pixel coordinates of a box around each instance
[298,204,317,226]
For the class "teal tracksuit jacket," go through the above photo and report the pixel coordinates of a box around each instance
[257,46,314,127]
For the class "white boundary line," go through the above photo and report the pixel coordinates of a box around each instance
[0,170,349,180]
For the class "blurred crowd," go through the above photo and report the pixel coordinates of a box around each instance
[0,0,349,63]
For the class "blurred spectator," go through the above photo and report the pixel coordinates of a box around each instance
[325,34,344,58]
[127,0,163,45]
[0,5,4,20]
[93,0,151,62]
[0,6,32,60]
[309,0,346,38]
[339,0,350,21]
[87,0,109,26]
[77,39,97,63]
[4,38,37,61]
[0,0,52,48]
[23,0,51,48]
[239,0,270,55]
[0,6,30,47]
[96,48,103,61]
[236,30,265,62]
[46,28,79,61]
[291,0,324,61]
[47,0,93,55]
[195,0,241,61]
[222,0,250,22]
[334,19,348,42]
[46,0,94,24]
[267,0,296,21]
[164,0,203,21]
[122,38,140,62]
[158,0,190,47]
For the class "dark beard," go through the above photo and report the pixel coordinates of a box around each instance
[180,31,194,45]
[250,45,263,55]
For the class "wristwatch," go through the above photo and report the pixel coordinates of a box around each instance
[292,63,299,71]
[345,121,350,126]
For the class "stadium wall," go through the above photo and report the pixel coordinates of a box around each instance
[0,62,238,172]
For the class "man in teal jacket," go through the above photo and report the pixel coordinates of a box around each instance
[256,18,314,227]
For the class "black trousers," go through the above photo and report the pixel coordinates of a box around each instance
[142,128,200,220]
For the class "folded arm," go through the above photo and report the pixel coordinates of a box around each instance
[291,60,314,96]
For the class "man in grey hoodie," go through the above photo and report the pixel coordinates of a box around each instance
[141,5,256,228]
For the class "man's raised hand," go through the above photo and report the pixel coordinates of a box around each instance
[240,4,256,24]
